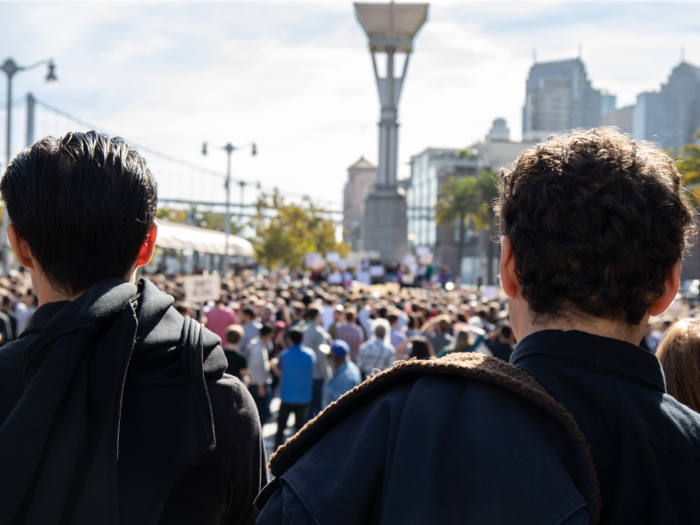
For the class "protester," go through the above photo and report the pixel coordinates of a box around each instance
[256,128,700,524]
[248,323,274,426]
[239,306,261,356]
[405,336,434,360]
[656,318,700,412]
[223,324,248,381]
[272,327,316,448]
[356,318,395,378]
[388,310,407,349]
[205,296,238,343]
[485,325,516,362]
[421,314,455,354]
[322,340,362,408]
[0,131,266,524]
[335,307,365,363]
[302,306,333,418]
[1,295,17,341]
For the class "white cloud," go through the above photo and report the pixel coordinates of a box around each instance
[2,1,700,211]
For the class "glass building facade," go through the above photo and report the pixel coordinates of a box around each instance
[406,148,481,253]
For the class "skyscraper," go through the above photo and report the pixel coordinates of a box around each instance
[633,62,700,151]
[522,58,603,141]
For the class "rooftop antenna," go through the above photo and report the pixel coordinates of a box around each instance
[533,47,537,64]
[578,42,582,59]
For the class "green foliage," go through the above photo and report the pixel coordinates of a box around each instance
[435,168,500,229]
[674,131,700,206]
[249,189,350,269]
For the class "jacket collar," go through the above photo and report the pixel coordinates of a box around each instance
[20,300,71,337]
[511,330,666,393]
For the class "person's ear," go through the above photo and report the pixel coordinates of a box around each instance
[7,224,35,270]
[500,236,519,299]
[649,259,682,316]
[135,222,158,268]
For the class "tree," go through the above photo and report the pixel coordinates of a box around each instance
[474,169,500,285]
[435,169,500,284]
[249,189,350,269]
[435,176,482,282]
[675,131,700,206]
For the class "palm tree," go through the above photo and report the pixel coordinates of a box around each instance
[435,175,482,282]
[676,132,700,206]
[473,169,500,284]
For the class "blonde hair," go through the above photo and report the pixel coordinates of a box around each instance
[657,319,700,412]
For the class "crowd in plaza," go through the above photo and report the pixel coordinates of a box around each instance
[6,129,700,524]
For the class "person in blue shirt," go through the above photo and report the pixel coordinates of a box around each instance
[272,327,316,449]
[322,340,362,409]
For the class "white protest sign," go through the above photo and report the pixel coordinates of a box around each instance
[183,274,221,303]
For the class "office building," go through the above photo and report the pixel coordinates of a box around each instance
[523,58,603,141]
[405,120,530,284]
[633,62,700,151]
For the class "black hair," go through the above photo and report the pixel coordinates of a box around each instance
[1,131,158,296]
[306,306,320,321]
[260,323,274,337]
[242,307,255,319]
[289,328,303,344]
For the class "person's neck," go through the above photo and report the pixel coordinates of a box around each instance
[511,300,646,346]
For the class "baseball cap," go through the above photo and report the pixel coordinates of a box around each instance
[330,340,350,358]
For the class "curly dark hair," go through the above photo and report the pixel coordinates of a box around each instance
[495,128,695,325]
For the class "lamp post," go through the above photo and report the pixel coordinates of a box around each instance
[1,57,57,274]
[202,141,256,275]
[354,2,427,262]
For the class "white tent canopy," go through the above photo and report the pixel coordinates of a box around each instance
[155,220,254,258]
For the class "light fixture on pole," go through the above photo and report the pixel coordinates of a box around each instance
[202,141,256,276]
[1,57,57,275]
[354,2,427,262]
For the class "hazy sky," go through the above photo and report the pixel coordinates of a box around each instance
[2,1,700,209]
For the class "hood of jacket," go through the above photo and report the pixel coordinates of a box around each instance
[0,277,222,525]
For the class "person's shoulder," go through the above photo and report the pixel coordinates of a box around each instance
[259,354,599,524]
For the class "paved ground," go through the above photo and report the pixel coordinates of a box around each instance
[262,395,296,460]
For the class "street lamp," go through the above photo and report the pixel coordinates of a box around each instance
[202,141,256,275]
[1,57,57,274]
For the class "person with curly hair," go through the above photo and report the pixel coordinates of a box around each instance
[255,129,700,525]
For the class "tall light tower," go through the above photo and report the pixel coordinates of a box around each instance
[354,2,428,262]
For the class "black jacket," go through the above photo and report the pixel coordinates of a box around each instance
[256,352,600,524]
[0,278,268,525]
[513,330,700,524]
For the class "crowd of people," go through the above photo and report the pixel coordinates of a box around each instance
[5,129,700,524]
[99,266,694,452]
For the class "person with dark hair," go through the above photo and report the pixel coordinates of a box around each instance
[247,323,274,426]
[239,306,260,357]
[205,295,238,344]
[0,295,17,342]
[388,311,407,350]
[255,129,700,524]
[335,307,365,363]
[485,325,516,362]
[406,336,434,360]
[272,327,316,448]
[0,132,267,524]
[302,306,332,418]
[223,324,247,381]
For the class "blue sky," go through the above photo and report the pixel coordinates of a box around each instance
[1,1,699,209]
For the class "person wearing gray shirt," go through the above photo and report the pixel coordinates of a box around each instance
[302,306,332,418]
